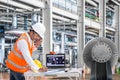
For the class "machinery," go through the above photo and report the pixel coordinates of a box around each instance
[83,37,118,80]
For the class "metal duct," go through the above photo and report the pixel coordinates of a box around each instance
[83,37,118,68]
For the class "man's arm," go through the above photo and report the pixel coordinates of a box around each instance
[17,39,39,72]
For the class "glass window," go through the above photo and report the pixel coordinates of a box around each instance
[71,3,77,13]
[59,0,66,9]
[52,0,59,7]
[71,0,77,4]
[66,0,71,11]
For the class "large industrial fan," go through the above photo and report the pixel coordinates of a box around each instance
[83,37,118,80]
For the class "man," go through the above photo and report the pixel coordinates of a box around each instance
[6,22,47,80]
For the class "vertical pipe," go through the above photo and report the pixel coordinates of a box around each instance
[99,0,106,37]
[32,13,37,25]
[43,0,53,65]
[37,15,41,23]
[114,6,120,57]
[61,32,64,53]
[24,16,28,30]
[12,14,17,29]
[77,0,85,68]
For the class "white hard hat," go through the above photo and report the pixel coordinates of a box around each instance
[31,22,46,39]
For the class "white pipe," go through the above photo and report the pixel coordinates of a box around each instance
[0,0,33,10]
[12,14,17,28]
[0,19,24,24]
[5,29,26,34]
[52,14,70,22]
[0,4,24,12]
[0,4,27,13]
[18,0,45,8]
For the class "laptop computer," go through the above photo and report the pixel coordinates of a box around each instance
[46,54,65,71]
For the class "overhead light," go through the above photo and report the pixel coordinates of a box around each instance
[18,0,45,8]
[0,0,33,10]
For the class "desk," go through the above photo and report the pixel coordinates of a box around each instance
[24,68,82,80]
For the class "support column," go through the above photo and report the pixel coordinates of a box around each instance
[115,6,120,57]
[12,14,17,29]
[99,0,106,37]
[77,0,85,68]
[43,0,53,65]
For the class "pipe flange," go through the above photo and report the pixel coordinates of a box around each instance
[92,42,112,63]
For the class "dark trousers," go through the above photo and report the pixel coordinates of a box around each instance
[10,70,25,80]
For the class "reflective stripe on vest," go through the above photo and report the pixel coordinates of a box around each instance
[11,49,23,59]
[20,36,28,39]
[7,59,28,69]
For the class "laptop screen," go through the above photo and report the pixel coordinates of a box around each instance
[46,54,65,68]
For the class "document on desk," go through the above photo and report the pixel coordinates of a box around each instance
[68,68,82,73]
[24,69,64,76]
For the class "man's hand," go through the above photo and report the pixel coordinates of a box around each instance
[38,66,48,72]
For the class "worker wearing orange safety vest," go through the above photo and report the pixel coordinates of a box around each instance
[6,23,48,80]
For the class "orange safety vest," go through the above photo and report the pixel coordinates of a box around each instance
[6,33,34,73]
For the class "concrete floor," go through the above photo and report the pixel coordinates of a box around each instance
[85,74,120,80]
[0,72,120,80]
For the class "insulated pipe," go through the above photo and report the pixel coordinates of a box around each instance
[32,13,37,25]
[24,16,28,30]
[37,15,41,23]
